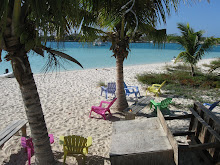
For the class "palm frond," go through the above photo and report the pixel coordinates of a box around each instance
[41,45,83,69]
[196,37,218,60]
[175,51,195,64]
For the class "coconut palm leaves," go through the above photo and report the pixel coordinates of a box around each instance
[170,23,217,76]
[0,1,85,164]
[80,0,181,111]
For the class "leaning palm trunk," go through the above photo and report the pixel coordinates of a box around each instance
[11,50,55,164]
[3,15,55,163]
[115,53,128,111]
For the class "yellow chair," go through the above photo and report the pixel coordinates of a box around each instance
[146,81,166,97]
[59,135,92,164]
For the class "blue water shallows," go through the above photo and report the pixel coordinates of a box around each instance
[0,42,219,74]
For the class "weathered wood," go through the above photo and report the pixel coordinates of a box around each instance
[194,102,220,127]
[0,120,28,148]
[110,118,174,165]
[179,142,220,151]
[173,131,195,136]
[189,103,220,164]
[123,96,153,120]
[157,109,179,165]
[189,108,220,143]
[164,114,192,120]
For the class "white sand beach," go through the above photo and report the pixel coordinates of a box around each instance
[0,58,219,164]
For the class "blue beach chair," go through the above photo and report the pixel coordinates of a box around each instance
[203,101,220,111]
[101,82,116,99]
[124,82,140,99]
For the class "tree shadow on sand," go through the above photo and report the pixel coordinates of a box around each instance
[3,148,28,165]
[54,151,110,165]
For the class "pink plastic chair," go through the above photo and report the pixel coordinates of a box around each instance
[89,98,117,120]
[21,134,54,165]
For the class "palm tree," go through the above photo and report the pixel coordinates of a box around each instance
[169,23,217,76]
[0,0,84,164]
[81,0,184,111]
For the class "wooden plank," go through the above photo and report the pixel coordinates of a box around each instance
[179,142,220,151]
[0,120,28,147]
[123,96,153,114]
[194,102,220,127]
[110,118,174,165]
[189,108,220,143]
[173,131,195,136]
[157,109,179,165]
[164,114,192,120]
[0,120,21,140]
[124,96,153,120]
[190,107,220,163]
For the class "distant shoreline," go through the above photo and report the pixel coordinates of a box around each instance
[32,58,218,76]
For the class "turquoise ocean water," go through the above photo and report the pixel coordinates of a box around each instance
[0,42,219,74]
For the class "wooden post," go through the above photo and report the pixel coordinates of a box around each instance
[21,124,27,137]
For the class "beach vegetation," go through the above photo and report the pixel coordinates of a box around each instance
[168,23,218,77]
[97,81,106,87]
[203,58,220,73]
[137,65,220,102]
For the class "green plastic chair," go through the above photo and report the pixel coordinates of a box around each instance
[146,81,166,97]
[150,98,172,111]
[59,135,92,164]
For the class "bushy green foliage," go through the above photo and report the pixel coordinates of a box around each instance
[137,65,220,89]
[137,66,219,101]
[97,81,106,87]
[203,58,220,73]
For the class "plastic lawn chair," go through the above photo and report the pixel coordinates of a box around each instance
[59,135,92,165]
[21,134,54,165]
[101,82,116,99]
[150,98,172,112]
[203,101,220,111]
[146,81,166,97]
[89,98,117,120]
[124,82,140,98]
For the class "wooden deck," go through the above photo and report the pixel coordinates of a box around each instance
[160,102,220,164]
[0,120,27,149]
[110,118,174,165]
[110,102,220,165]
[123,96,153,120]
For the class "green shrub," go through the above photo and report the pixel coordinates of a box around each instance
[97,81,106,87]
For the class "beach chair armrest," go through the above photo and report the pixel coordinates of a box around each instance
[150,99,158,105]
[59,136,64,145]
[99,100,111,107]
[49,134,54,144]
[203,103,211,106]
[152,84,161,87]
[87,136,92,147]
[101,86,107,90]
[126,85,138,89]
[126,86,139,91]
[124,87,135,92]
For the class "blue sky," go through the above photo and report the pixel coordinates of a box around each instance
[157,0,220,37]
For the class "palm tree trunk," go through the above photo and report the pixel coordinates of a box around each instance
[115,54,128,111]
[11,49,55,164]
[191,64,195,77]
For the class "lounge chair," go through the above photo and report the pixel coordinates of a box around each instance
[203,100,220,111]
[124,82,140,98]
[59,135,92,165]
[21,134,54,165]
[146,81,166,97]
[89,98,117,120]
[101,82,116,99]
[150,98,172,112]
